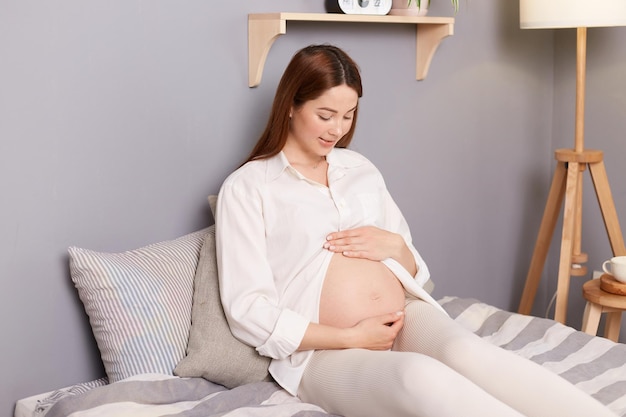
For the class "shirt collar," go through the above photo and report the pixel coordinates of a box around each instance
[265,151,291,182]
[265,148,365,182]
[326,147,365,169]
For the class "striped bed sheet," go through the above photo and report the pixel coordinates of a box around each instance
[21,297,626,417]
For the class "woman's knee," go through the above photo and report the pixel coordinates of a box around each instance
[438,333,485,367]
[387,354,482,416]
[390,354,456,396]
[401,300,487,368]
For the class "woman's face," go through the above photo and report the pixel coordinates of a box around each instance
[286,84,359,160]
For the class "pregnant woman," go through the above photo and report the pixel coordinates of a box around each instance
[216,44,616,417]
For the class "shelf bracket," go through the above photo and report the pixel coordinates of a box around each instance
[248,17,287,88]
[416,23,453,80]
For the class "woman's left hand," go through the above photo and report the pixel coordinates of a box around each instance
[323,226,403,261]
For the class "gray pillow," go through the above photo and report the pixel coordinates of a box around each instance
[174,224,272,388]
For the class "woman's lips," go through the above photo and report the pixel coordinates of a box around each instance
[319,137,336,146]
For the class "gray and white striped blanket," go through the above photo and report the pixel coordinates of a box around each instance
[37,297,626,417]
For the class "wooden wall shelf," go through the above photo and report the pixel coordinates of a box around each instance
[248,12,454,87]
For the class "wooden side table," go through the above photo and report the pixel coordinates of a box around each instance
[581,275,626,342]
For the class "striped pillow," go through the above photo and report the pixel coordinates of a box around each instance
[69,228,208,383]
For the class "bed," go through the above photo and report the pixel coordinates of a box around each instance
[14,221,626,417]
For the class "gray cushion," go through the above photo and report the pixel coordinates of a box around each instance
[174,225,272,388]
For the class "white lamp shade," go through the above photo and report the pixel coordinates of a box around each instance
[521,0,626,29]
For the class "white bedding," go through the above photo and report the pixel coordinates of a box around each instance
[15,377,108,417]
[15,392,49,417]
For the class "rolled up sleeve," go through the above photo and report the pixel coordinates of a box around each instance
[256,309,310,359]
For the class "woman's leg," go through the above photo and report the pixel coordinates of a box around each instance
[395,300,617,417]
[298,348,525,417]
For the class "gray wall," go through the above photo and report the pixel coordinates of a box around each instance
[1,0,623,415]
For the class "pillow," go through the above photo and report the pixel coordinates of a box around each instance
[207,194,217,216]
[69,228,208,383]
[174,224,272,388]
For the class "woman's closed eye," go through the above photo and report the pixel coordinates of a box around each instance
[319,113,354,121]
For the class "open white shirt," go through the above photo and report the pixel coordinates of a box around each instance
[216,148,444,395]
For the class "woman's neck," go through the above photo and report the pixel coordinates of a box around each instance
[283,147,327,170]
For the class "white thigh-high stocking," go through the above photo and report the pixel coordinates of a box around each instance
[298,348,524,417]
[394,300,617,417]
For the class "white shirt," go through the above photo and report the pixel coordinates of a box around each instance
[216,148,444,395]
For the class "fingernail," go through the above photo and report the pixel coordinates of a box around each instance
[396,311,404,316]
[323,243,330,249]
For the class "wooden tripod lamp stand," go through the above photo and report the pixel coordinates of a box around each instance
[517,0,626,324]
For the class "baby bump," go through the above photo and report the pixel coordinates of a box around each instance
[318,253,406,328]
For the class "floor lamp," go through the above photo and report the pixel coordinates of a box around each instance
[517,0,626,324]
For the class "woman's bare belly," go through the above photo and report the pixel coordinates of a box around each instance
[319,253,406,328]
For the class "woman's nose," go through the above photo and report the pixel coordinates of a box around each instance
[329,122,343,137]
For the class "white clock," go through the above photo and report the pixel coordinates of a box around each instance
[337,0,392,15]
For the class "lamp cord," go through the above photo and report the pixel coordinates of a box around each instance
[545,290,558,319]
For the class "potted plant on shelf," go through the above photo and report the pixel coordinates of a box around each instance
[389,0,459,16]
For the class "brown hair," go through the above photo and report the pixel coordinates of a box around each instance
[244,44,363,164]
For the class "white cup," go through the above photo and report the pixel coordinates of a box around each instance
[602,256,626,283]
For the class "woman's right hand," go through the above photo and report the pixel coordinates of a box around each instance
[298,310,404,352]
[348,311,405,350]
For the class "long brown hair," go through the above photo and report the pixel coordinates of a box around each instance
[244,44,363,164]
